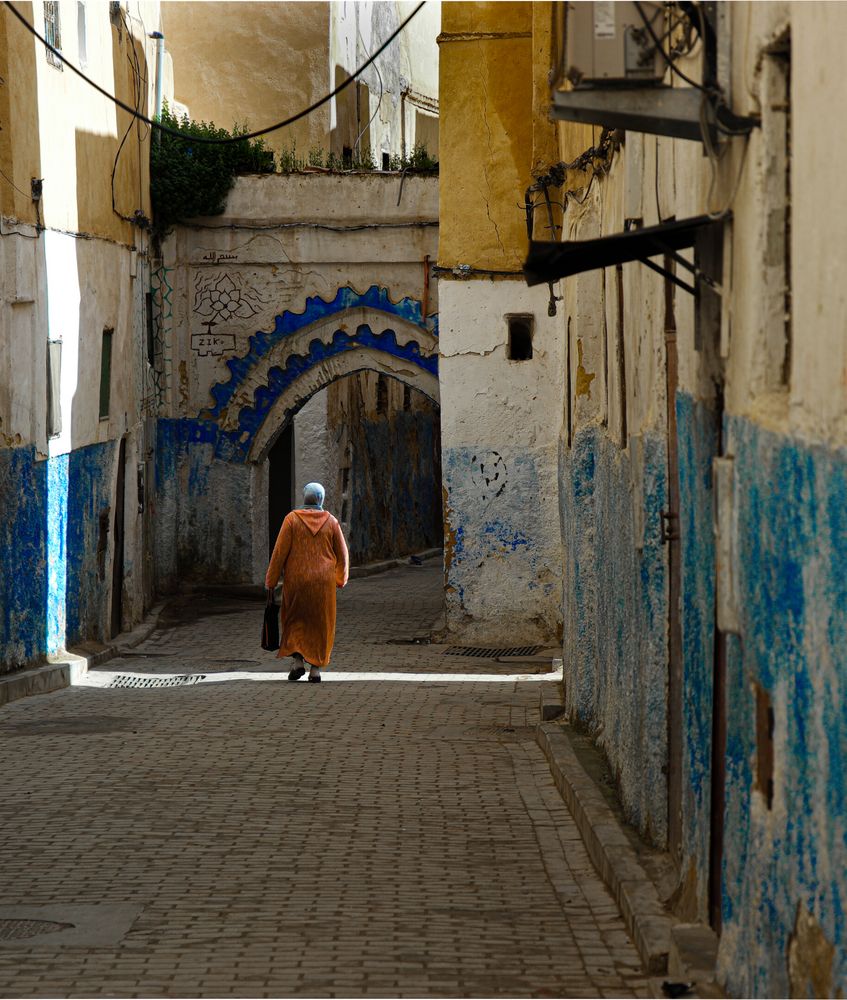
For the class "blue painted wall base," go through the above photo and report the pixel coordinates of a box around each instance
[559,425,669,845]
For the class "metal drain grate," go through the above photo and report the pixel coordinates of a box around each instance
[0,919,73,941]
[444,645,543,658]
[109,674,205,689]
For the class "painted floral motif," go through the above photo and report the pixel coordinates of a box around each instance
[194,272,266,329]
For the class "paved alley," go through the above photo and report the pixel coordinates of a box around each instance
[0,562,650,998]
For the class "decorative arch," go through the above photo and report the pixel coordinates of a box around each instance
[249,346,439,462]
[200,285,439,464]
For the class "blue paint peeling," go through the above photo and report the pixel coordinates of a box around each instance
[675,392,720,910]
[443,445,562,641]
[560,425,669,844]
[155,420,255,589]
[64,443,116,645]
[0,446,47,670]
[716,416,847,997]
[1,441,116,667]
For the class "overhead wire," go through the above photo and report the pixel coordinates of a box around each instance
[2,0,425,144]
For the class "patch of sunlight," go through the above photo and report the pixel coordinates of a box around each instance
[77,661,564,688]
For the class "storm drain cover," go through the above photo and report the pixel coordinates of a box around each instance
[0,919,74,941]
[0,904,142,948]
[444,645,543,658]
[109,674,205,689]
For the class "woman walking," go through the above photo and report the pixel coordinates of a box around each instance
[265,482,349,682]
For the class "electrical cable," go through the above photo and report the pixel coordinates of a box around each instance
[3,0,425,144]
[0,165,31,200]
[110,33,141,224]
[633,0,711,93]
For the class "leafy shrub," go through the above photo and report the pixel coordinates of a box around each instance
[278,141,436,176]
[150,104,274,237]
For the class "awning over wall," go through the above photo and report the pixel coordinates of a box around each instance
[523,215,723,287]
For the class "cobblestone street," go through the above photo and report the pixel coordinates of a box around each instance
[0,562,650,998]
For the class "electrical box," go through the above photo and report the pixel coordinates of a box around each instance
[565,1,666,86]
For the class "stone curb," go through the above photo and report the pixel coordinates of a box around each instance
[349,548,442,580]
[536,720,673,975]
[0,602,167,711]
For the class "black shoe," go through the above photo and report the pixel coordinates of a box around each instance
[288,666,306,681]
[308,673,321,683]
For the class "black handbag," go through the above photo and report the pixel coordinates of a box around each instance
[261,589,280,651]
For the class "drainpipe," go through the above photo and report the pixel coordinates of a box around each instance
[150,31,164,143]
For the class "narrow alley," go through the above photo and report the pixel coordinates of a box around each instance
[2,1,845,995]
[0,562,650,999]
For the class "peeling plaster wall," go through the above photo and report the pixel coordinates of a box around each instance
[0,446,47,673]
[717,418,847,998]
[439,280,564,644]
[64,442,118,646]
[559,425,669,844]
[0,3,162,668]
[548,2,847,994]
[330,2,441,161]
[675,392,720,902]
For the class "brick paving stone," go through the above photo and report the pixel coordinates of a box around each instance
[0,562,651,998]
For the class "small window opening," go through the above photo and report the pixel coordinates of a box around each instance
[376,374,388,415]
[382,152,390,171]
[47,340,62,438]
[342,145,353,169]
[43,1,63,69]
[77,1,87,67]
[507,315,534,361]
[99,328,113,420]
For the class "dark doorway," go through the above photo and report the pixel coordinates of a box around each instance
[110,437,126,638]
[268,424,294,557]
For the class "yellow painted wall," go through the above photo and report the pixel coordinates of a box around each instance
[0,3,41,225]
[0,2,154,244]
[438,2,531,271]
[438,1,564,271]
[162,2,330,160]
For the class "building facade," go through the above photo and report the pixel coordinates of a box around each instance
[0,0,162,670]
[154,171,441,590]
[159,0,442,570]
[439,1,846,996]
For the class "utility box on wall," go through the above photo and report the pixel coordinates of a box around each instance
[564,1,666,86]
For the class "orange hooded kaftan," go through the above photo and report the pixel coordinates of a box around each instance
[264,509,349,667]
